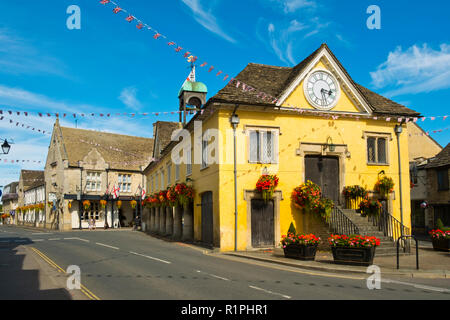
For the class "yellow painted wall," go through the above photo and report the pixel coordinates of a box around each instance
[217,110,411,251]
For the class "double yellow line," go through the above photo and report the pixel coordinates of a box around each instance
[30,247,100,300]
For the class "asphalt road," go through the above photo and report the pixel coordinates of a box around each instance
[1,225,449,300]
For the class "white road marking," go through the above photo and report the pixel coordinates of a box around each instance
[32,233,52,235]
[32,239,44,242]
[48,238,61,241]
[129,251,171,264]
[96,242,119,250]
[249,285,292,299]
[75,238,90,242]
[196,270,230,281]
[64,237,78,240]
[383,279,450,293]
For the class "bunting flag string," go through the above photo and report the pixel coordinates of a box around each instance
[97,1,450,126]
[0,115,51,136]
[0,159,43,164]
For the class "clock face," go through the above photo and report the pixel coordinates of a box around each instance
[304,70,339,110]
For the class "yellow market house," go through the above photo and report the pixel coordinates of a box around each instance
[143,44,419,252]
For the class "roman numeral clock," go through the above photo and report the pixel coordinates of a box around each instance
[304,70,340,110]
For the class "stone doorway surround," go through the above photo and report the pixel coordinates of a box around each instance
[296,142,350,205]
[244,190,283,250]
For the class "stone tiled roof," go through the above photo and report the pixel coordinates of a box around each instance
[152,121,183,159]
[59,126,154,171]
[20,170,45,191]
[425,143,450,169]
[1,181,18,201]
[209,43,420,117]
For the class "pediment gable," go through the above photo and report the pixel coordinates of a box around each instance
[277,46,373,115]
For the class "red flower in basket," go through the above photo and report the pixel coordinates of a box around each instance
[256,174,279,203]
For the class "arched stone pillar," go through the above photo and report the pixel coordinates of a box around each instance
[181,204,193,241]
[166,206,173,236]
[173,206,183,240]
[160,206,166,235]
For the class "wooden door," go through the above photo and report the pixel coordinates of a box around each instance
[305,156,340,204]
[251,199,274,248]
[201,192,214,246]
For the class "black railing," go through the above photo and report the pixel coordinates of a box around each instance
[368,208,411,253]
[325,206,360,235]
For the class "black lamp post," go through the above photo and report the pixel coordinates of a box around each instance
[230,109,240,252]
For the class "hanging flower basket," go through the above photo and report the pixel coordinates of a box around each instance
[117,200,122,209]
[130,200,137,209]
[256,174,279,203]
[174,183,194,209]
[291,180,322,214]
[100,200,107,209]
[167,185,178,207]
[374,176,394,199]
[359,197,382,217]
[83,200,91,211]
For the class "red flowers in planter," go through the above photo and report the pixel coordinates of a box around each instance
[430,229,450,239]
[281,233,321,248]
[328,234,380,248]
[256,174,279,202]
[174,183,194,208]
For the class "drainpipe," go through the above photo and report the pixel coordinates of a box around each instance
[395,123,404,236]
[79,167,83,230]
[230,106,240,251]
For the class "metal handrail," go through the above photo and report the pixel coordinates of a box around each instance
[325,206,360,235]
[397,235,419,269]
[369,208,411,252]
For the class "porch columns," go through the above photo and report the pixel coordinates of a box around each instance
[173,206,182,240]
[149,207,154,232]
[154,207,160,233]
[165,206,174,236]
[159,206,166,235]
[181,205,193,242]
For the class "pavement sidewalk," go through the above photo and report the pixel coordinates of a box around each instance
[222,245,449,279]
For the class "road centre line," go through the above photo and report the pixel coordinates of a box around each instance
[48,238,61,241]
[129,251,171,264]
[96,242,119,250]
[196,270,230,281]
[248,285,292,299]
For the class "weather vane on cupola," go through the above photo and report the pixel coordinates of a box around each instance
[178,56,208,125]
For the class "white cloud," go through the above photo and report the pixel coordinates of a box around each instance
[119,87,142,110]
[370,43,450,96]
[181,0,236,43]
[279,0,316,13]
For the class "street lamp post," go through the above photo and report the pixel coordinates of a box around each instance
[1,139,11,154]
[230,109,240,252]
[395,124,404,237]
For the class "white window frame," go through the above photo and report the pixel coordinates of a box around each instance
[86,171,101,192]
[167,163,172,186]
[186,149,192,176]
[118,173,132,193]
[364,132,391,166]
[247,128,279,164]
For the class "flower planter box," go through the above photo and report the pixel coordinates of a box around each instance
[283,244,318,261]
[331,246,376,266]
[431,238,450,252]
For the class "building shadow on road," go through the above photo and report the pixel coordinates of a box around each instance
[0,238,73,300]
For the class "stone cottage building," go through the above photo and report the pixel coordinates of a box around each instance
[44,119,154,230]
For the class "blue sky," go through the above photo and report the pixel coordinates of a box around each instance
[0,0,449,187]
